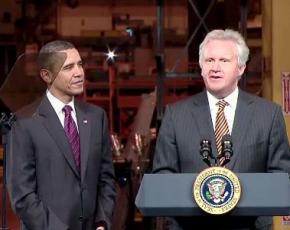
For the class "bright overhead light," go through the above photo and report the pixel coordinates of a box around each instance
[105,48,117,62]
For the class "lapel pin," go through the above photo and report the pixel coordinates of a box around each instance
[83,120,88,124]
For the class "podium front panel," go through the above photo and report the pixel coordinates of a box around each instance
[135,173,290,216]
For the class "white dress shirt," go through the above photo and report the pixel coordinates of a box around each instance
[46,90,79,130]
[207,88,239,134]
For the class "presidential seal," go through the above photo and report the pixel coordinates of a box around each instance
[193,167,241,215]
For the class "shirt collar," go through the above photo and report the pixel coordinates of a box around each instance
[207,88,239,108]
[46,90,76,115]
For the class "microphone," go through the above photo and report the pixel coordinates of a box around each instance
[219,134,233,166]
[200,139,213,167]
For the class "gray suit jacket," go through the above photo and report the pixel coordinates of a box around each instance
[152,90,290,229]
[7,96,116,230]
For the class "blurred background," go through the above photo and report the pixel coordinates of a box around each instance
[0,0,290,229]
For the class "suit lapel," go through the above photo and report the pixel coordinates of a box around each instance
[189,91,218,158]
[227,90,254,169]
[75,101,91,182]
[38,96,80,177]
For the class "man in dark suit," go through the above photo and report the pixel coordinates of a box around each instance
[152,29,290,229]
[7,41,116,230]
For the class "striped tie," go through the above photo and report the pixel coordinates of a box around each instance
[215,100,229,156]
[63,105,81,171]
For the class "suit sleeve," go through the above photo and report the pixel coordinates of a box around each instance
[6,120,69,230]
[152,105,180,174]
[95,111,116,230]
[267,105,290,173]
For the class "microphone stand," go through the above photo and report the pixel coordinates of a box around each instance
[200,140,213,167]
[218,135,233,167]
[0,113,15,230]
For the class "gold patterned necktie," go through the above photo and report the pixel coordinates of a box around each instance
[215,100,230,156]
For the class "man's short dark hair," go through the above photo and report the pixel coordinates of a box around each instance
[37,40,75,72]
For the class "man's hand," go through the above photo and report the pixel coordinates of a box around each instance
[96,227,105,230]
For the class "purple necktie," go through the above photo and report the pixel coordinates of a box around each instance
[63,105,81,171]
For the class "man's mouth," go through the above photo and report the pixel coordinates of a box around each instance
[73,80,83,84]
[210,75,222,79]
[72,80,84,87]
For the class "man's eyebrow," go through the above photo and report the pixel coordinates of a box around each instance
[62,62,74,69]
[62,58,82,68]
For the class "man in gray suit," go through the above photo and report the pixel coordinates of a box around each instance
[152,29,290,229]
[7,41,116,230]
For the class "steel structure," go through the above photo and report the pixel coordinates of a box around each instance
[155,0,248,125]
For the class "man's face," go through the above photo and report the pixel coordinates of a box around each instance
[200,40,246,98]
[49,48,84,103]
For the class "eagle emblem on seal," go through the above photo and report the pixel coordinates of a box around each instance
[206,178,229,204]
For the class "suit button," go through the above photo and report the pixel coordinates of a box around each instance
[80,185,86,192]
[79,216,83,222]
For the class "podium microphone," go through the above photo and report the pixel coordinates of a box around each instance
[219,134,233,166]
[200,139,213,167]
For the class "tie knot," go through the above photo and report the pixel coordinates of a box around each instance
[217,100,228,109]
[63,105,73,115]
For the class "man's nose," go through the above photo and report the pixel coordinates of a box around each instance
[211,61,221,72]
[73,65,84,76]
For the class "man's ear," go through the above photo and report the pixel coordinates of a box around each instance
[39,69,53,84]
[238,65,246,77]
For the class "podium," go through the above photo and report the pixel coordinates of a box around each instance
[135,173,290,216]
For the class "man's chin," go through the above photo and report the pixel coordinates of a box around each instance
[71,89,84,96]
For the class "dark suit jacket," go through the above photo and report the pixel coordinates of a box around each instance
[7,96,116,230]
[152,90,290,230]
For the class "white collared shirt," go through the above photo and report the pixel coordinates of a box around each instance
[207,88,239,134]
[46,90,79,130]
